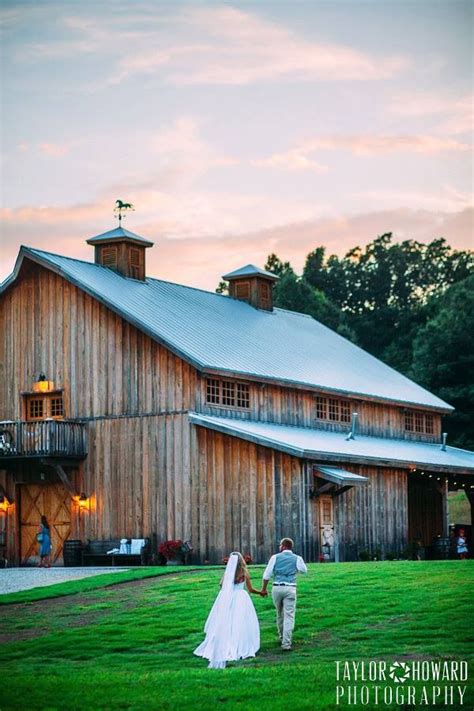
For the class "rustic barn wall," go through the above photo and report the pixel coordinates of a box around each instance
[193,427,317,563]
[330,464,409,561]
[72,414,192,545]
[0,262,198,420]
[200,381,442,442]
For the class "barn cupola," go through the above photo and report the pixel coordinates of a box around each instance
[222,264,279,311]
[86,226,154,281]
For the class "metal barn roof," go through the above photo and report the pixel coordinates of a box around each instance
[222,264,279,281]
[1,246,452,412]
[86,226,154,246]
[189,413,474,473]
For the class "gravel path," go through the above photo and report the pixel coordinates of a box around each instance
[0,567,130,595]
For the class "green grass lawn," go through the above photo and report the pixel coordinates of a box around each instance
[1,561,473,711]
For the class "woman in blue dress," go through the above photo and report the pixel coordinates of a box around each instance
[38,515,52,567]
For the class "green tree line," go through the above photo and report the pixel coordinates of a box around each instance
[218,234,474,449]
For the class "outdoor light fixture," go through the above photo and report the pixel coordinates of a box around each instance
[78,492,89,509]
[34,373,54,393]
[0,494,10,513]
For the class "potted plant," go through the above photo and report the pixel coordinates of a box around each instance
[158,539,185,565]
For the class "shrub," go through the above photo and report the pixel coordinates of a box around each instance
[158,540,184,560]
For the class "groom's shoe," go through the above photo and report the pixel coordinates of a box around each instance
[281,645,292,651]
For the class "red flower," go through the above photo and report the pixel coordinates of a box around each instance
[158,539,184,560]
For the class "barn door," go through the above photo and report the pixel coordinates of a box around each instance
[319,495,335,561]
[20,483,72,566]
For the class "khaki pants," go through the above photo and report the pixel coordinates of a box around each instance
[272,585,297,648]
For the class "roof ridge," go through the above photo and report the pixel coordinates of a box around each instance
[23,246,316,317]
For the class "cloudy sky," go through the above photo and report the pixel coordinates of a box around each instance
[1,0,472,288]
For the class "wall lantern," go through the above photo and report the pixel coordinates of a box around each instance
[33,373,55,393]
[0,494,11,513]
[78,492,89,510]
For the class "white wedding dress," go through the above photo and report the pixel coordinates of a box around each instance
[194,553,260,668]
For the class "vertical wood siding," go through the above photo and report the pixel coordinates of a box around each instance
[193,428,317,563]
[329,464,409,560]
[0,263,197,420]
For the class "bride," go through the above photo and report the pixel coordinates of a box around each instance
[194,552,265,669]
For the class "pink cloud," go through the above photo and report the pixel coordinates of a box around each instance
[39,142,70,157]
[387,92,473,135]
[2,202,472,291]
[24,6,407,87]
[255,135,470,170]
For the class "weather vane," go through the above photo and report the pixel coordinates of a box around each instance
[114,199,135,225]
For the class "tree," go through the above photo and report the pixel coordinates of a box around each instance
[409,276,474,449]
[303,234,474,363]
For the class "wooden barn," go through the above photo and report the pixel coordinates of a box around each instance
[1,225,473,565]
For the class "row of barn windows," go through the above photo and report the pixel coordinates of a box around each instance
[22,384,435,435]
[205,380,435,434]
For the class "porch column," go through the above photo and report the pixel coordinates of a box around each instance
[466,491,474,526]
[442,478,449,538]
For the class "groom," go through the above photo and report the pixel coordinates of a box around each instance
[262,538,308,651]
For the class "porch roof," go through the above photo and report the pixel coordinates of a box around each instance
[188,413,474,474]
[314,465,368,485]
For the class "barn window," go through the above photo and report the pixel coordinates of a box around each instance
[404,410,435,434]
[206,379,250,409]
[28,398,44,421]
[25,393,64,421]
[425,414,434,434]
[206,378,220,404]
[328,399,339,421]
[222,380,235,406]
[322,500,332,524]
[51,397,64,418]
[315,395,352,424]
[315,396,327,419]
[236,383,250,409]
[340,400,351,423]
[405,411,414,431]
[101,246,117,268]
[235,281,250,300]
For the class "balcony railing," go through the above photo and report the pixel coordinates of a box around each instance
[0,420,88,460]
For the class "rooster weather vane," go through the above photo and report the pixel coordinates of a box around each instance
[114,199,135,225]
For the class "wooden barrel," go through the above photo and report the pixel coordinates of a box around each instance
[63,539,83,567]
[432,537,450,560]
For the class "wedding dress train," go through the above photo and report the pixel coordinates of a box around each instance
[194,554,260,669]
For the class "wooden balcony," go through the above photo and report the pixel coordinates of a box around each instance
[0,420,88,461]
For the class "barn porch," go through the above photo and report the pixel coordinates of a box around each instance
[407,468,474,558]
[0,420,88,566]
[190,412,474,562]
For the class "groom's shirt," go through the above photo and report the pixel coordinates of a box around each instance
[263,550,307,585]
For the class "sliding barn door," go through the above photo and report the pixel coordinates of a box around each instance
[20,483,72,565]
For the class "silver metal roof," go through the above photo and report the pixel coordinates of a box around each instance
[1,247,453,411]
[222,264,279,281]
[86,226,154,246]
[189,413,474,473]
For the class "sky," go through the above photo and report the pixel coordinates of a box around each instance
[1,0,472,289]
